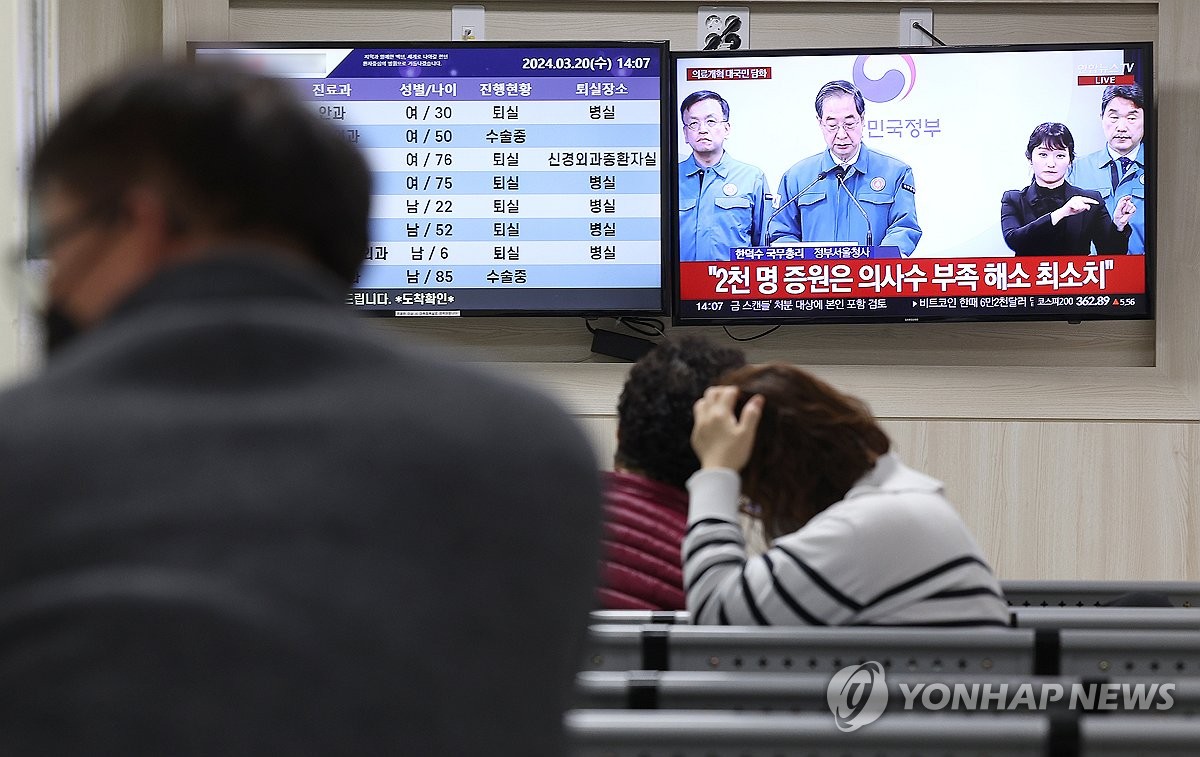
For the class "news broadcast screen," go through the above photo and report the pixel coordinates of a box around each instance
[671,43,1154,325]
[193,41,670,317]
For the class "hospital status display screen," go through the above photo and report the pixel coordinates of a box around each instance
[193,42,671,317]
[670,43,1153,326]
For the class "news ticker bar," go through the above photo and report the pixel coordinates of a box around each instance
[676,293,1148,321]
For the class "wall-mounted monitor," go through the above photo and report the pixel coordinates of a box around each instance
[192,41,671,317]
[670,42,1154,326]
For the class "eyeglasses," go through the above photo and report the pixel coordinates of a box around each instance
[4,203,120,313]
[27,204,120,262]
[684,118,728,132]
[821,118,862,134]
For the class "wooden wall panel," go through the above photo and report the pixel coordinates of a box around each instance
[0,1,24,384]
[57,0,163,108]
[885,419,1196,580]
[229,3,453,41]
[163,0,228,56]
[40,0,1200,581]
[373,318,1156,368]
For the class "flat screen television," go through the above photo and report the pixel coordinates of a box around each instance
[670,42,1154,325]
[192,41,671,317]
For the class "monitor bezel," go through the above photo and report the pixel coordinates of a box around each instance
[190,39,675,319]
[668,41,1156,327]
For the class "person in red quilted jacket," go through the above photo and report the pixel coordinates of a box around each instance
[597,336,746,610]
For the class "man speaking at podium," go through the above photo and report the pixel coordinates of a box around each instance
[766,80,922,256]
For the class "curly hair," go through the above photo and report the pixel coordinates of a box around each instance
[615,335,746,489]
[722,364,890,541]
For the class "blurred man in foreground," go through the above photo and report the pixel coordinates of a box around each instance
[0,61,601,756]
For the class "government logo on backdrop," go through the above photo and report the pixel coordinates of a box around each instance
[851,55,917,103]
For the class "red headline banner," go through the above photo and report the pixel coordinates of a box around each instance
[686,66,773,82]
[1077,75,1136,86]
[679,256,1145,300]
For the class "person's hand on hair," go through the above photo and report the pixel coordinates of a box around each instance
[691,386,764,471]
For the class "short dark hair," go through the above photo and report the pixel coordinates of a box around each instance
[615,335,746,489]
[722,364,890,541]
[30,61,371,285]
[1025,122,1076,163]
[1101,83,1145,112]
[814,80,865,118]
[680,90,730,122]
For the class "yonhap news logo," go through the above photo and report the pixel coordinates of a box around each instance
[826,662,1177,730]
[825,661,888,732]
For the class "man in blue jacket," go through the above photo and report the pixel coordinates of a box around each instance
[678,90,768,261]
[766,80,921,256]
[1069,83,1148,255]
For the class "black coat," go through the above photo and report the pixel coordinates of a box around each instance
[1000,180,1131,255]
[0,253,601,757]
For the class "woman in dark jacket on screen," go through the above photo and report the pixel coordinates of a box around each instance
[1000,122,1135,255]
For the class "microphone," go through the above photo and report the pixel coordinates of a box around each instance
[832,165,874,247]
[765,166,837,245]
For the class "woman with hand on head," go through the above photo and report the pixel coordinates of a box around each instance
[684,364,1009,626]
[1000,122,1134,256]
